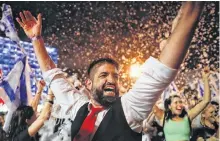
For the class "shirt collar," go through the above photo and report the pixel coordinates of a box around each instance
[88,99,108,111]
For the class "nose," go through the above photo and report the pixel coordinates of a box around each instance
[178,103,183,108]
[107,74,116,84]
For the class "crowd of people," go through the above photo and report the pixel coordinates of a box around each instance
[0,1,219,141]
[0,61,218,141]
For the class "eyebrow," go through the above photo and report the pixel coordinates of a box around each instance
[98,72,119,76]
[99,72,108,75]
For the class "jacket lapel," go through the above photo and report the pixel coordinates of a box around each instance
[71,102,89,140]
[92,107,113,141]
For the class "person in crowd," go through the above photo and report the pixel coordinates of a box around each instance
[191,102,219,141]
[142,112,158,141]
[16,2,204,141]
[153,69,211,141]
[0,127,8,141]
[25,80,46,123]
[210,101,219,118]
[7,90,54,141]
[62,68,90,98]
[31,80,46,113]
[142,98,166,141]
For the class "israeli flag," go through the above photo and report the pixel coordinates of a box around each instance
[197,79,204,97]
[0,4,20,43]
[0,56,28,131]
[162,81,179,100]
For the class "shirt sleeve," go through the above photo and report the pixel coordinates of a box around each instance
[121,57,177,133]
[43,68,89,119]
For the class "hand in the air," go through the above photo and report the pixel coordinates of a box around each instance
[16,10,42,38]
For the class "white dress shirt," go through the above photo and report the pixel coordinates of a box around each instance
[43,57,177,136]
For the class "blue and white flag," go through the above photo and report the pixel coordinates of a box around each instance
[161,81,179,101]
[0,56,28,132]
[209,72,219,97]
[197,73,219,98]
[0,3,36,132]
[169,81,179,93]
[197,79,204,97]
[0,56,27,104]
[0,4,20,43]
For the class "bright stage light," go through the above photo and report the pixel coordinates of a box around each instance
[130,63,142,78]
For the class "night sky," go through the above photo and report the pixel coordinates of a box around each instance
[0,1,219,88]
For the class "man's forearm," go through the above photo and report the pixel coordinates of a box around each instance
[32,37,56,72]
[159,2,204,69]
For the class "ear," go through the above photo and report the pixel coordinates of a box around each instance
[85,79,92,91]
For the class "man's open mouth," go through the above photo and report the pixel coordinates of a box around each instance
[104,86,115,96]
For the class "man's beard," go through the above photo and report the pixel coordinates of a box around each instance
[92,87,119,107]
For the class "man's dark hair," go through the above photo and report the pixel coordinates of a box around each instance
[87,58,119,78]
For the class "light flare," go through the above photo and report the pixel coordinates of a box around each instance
[130,63,142,78]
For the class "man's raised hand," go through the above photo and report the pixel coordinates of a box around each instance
[16,11,42,38]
